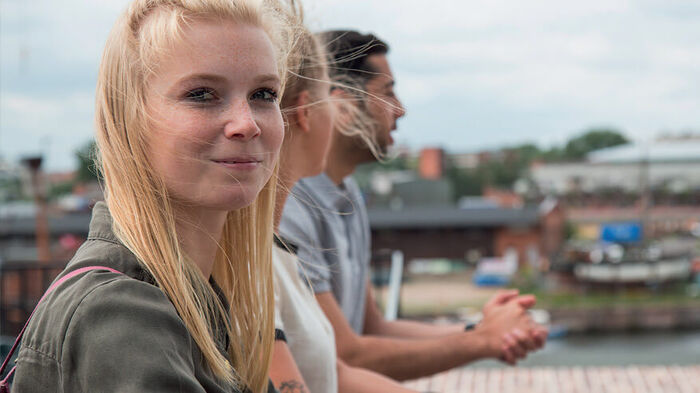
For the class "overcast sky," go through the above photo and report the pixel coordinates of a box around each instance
[1,0,699,171]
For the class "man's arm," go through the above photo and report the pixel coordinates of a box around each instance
[316,291,526,381]
[364,283,548,364]
[364,283,547,343]
[363,280,465,338]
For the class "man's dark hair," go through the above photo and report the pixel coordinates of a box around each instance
[318,30,389,86]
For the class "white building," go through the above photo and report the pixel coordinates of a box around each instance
[531,140,700,195]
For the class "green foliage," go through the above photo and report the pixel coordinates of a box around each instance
[445,144,536,199]
[563,128,629,159]
[444,162,483,197]
[48,181,74,199]
[508,143,541,163]
[521,286,700,309]
[0,176,24,201]
[564,221,576,240]
[443,128,628,200]
[478,161,521,188]
[355,127,629,202]
[76,140,99,183]
[540,146,566,162]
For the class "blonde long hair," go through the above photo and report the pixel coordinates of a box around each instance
[94,1,294,391]
[280,12,380,161]
[280,2,327,109]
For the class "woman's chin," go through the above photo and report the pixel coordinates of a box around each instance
[194,185,263,212]
[218,193,259,212]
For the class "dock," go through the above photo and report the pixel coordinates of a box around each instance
[404,365,699,393]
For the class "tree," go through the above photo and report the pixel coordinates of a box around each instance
[0,175,23,202]
[563,128,629,159]
[444,162,483,198]
[75,140,99,183]
[507,143,541,164]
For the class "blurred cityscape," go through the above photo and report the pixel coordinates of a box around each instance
[2,128,700,367]
[357,130,700,328]
[1,2,699,391]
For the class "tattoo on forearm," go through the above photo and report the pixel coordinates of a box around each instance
[278,380,307,393]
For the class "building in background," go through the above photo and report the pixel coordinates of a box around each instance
[369,198,564,269]
[531,138,700,238]
[531,139,700,196]
[362,147,565,268]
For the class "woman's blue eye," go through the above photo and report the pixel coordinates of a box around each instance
[251,88,278,103]
[185,88,216,102]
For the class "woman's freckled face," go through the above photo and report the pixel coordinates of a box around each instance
[145,18,284,211]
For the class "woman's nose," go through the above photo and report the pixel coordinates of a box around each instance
[223,100,261,140]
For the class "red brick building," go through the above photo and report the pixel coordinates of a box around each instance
[369,198,565,267]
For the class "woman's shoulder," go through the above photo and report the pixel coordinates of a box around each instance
[271,244,320,318]
[12,266,207,392]
[20,233,177,350]
[20,265,182,362]
[271,244,305,287]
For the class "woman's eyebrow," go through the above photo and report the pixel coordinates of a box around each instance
[174,73,279,86]
[254,73,281,85]
[176,73,228,85]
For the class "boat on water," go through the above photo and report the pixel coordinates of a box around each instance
[559,219,696,284]
[574,257,691,283]
[563,239,693,284]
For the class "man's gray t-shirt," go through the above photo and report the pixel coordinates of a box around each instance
[279,173,370,334]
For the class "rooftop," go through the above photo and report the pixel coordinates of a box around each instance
[368,205,540,230]
[588,141,700,164]
[0,212,90,237]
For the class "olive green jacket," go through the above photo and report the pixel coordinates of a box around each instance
[12,202,277,393]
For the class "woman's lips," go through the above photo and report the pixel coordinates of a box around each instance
[212,157,262,170]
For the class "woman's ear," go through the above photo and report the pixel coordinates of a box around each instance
[292,91,311,133]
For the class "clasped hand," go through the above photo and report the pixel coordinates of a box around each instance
[477,289,548,365]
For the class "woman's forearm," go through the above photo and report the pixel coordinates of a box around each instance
[269,341,311,393]
[337,359,419,393]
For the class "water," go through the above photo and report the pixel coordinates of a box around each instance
[470,331,700,368]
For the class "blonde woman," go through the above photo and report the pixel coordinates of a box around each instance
[10,1,295,392]
[266,16,420,392]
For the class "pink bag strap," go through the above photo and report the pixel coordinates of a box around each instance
[0,266,122,389]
